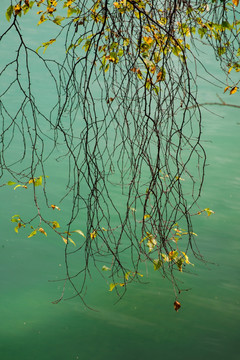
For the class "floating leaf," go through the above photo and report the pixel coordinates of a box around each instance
[14,226,19,233]
[102,265,111,271]
[72,229,86,238]
[174,300,181,312]
[232,0,239,7]
[144,214,151,219]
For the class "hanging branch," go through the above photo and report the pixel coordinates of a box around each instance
[0,0,239,308]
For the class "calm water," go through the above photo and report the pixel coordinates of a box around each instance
[0,3,240,360]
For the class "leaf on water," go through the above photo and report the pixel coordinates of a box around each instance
[7,181,16,186]
[230,86,238,95]
[174,300,181,312]
[144,214,151,219]
[28,230,37,238]
[102,265,111,271]
[14,226,19,233]
[72,230,86,237]
[109,283,118,291]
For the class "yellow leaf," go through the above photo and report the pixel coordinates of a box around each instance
[143,36,153,45]
[14,4,22,15]
[28,230,37,238]
[38,14,47,25]
[52,221,60,229]
[90,230,97,239]
[72,230,85,237]
[39,227,47,236]
[68,238,76,246]
[102,265,111,271]
[232,0,239,6]
[230,86,238,95]
[169,251,178,261]
[14,184,27,190]
[62,237,68,244]
[109,283,118,291]
[51,204,60,210]
[204,208,215,216]
[144,214,151,219]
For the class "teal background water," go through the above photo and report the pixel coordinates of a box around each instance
[0,3,240,360]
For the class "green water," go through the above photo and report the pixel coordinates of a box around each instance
[1,4,240,360]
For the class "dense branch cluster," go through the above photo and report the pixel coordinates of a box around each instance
[0,0,239,306]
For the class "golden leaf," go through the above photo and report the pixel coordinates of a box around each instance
[51,204,60,210]
[232,0,239,7]
[90,230,97,239]
[230,86,238,95]
[39,227,47,236]
[14,4,22,15]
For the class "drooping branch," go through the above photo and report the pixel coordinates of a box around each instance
[0,0,239,307]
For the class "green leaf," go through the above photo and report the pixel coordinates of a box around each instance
[217,47,226,56]
[34,176,42,186]
[53,16,65,25]
[153,259,162,271]
[7,181,16,186]
[6,5,14,21]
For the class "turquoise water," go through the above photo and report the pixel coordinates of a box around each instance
[1,3,240,360]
